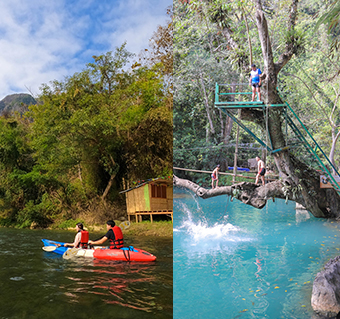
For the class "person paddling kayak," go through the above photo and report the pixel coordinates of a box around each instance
[88,220,124,249]
[57,222,89,248]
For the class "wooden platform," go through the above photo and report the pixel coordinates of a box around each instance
[128,210,173,223]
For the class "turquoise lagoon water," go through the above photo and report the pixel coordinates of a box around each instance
[173,187,340,319]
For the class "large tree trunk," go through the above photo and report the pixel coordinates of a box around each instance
[224,116,233,143]
[101,155,118,201]
[330,128,340,174]
[223,82,237,143]
[102,174,115,201]
[242,0,340,218]
[197,67,215,137]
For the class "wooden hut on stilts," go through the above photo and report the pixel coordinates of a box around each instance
[121,178,173,223]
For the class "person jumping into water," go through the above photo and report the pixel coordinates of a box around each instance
[249,64,262,102]
[255,156,266,186]
[211,164,220,189]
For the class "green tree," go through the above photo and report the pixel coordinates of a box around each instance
[0,35,172,228]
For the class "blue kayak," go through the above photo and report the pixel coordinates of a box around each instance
[42,239,68,255]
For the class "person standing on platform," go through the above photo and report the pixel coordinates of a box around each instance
[255,157,266,186]
[211,164,220,189]
[249,64,262,102]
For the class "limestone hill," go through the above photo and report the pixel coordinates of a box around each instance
[0,93,37,115]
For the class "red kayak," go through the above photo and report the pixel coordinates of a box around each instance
[42,239,156,262]
[93,247,156,262]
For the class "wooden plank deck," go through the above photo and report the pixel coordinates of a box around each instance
[128,210,173,223]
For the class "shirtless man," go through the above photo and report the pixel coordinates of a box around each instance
[255,157,266,185]
[211,164,220,189]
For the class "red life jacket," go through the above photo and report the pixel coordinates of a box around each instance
[76,230,89,249]
[109,226,124,249]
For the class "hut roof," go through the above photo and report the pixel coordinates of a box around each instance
[119,177,172,194]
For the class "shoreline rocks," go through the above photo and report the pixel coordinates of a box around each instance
[311,255,340,318]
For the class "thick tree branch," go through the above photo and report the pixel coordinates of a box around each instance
[174,172,340,219]
[197,65,215,135]
[240,108,266,127]
[254,0,276,76]
[174,174,288,209]
[241,5,253,65]
[274,0,299,73]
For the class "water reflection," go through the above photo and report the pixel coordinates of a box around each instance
[295,208,311,223]
[0,228,171,319]
[43,254,158,312]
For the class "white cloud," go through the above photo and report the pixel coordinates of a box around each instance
[102,2,170,54]
[0,0,171,100]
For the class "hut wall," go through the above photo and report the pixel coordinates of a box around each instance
[167,185,173,210]
[126,181,173,214]
[126,185,150,213]
[149,184,173,211]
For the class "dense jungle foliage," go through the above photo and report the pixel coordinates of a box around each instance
[173,0,340,186]
[0,14,173,228]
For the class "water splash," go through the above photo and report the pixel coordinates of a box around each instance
[183,219,241,242]
[174,200,254,257]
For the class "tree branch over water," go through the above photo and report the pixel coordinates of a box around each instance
[173,175,289,209]
[174,174,340,219]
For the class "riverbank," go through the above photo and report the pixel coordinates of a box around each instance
[0,219,173,238]
[123,221,173,237]
[58,220,173,238]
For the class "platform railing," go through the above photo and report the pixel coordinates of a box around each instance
[214,82,340,194]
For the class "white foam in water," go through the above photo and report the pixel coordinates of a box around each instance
[10,276,24,281]
[184,219,240,241]
[175,201,254,256]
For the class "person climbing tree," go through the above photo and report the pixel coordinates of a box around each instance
[255,156,266,186]
[249,64,262,102]
[211,165,220,189]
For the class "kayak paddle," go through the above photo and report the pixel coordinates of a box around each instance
[63,248,79,259]
[42,246,57,252]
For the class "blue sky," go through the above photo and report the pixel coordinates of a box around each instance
[0,0,171,100]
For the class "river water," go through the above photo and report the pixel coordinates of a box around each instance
[173,188,340,319]
[0,228,172,319]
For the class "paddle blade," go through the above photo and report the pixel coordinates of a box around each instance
[42,246,57,252]
[63,248,78,259]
